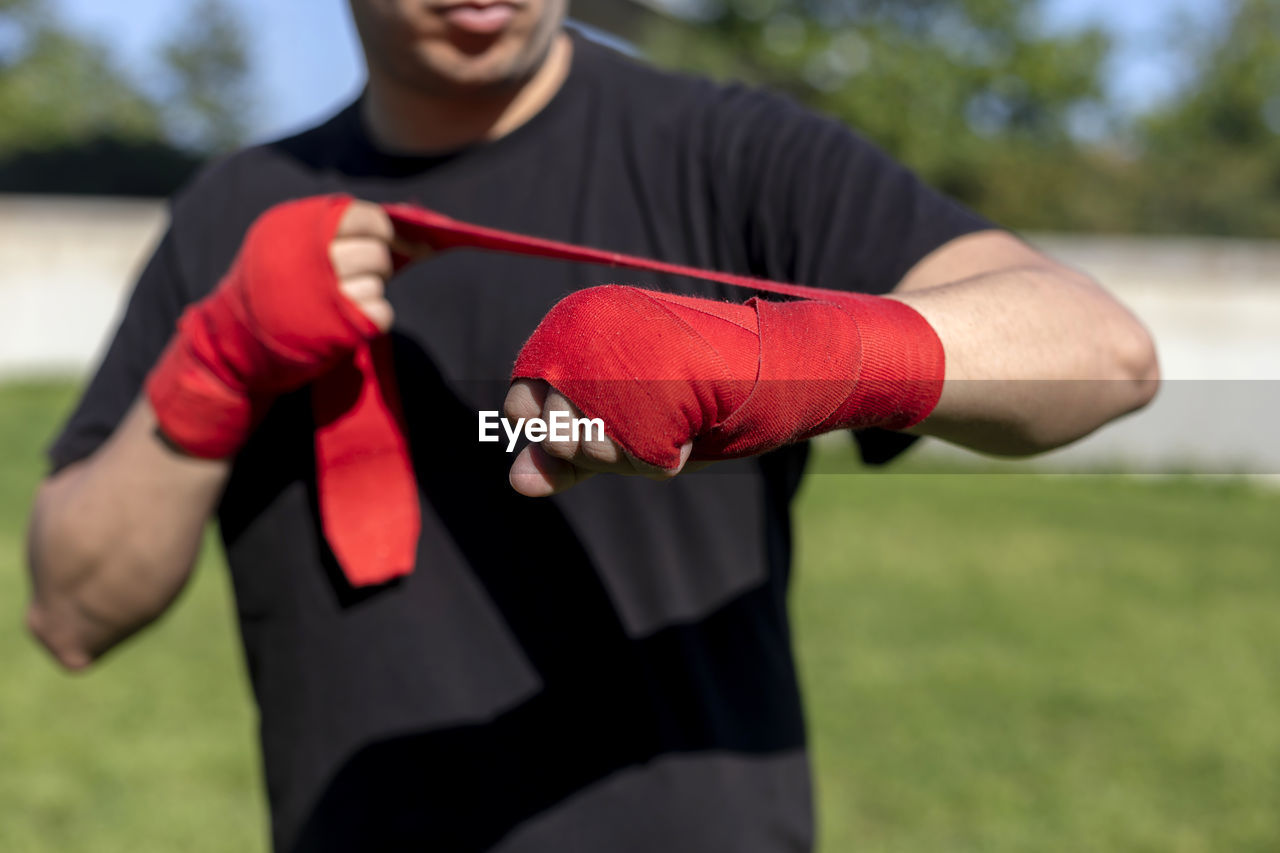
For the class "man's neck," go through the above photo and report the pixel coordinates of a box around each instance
[361,33,573,155]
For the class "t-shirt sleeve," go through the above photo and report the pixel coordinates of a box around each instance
[706,83,994,292]
[704,85,995,463]
[46,226,187,473]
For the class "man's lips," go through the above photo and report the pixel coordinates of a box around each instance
[436,2,520,36]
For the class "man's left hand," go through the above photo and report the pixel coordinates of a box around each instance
[503,378,694,497]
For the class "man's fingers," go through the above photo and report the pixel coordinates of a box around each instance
[538,387,635,470]
[337,274,394,332]
[337,274,385,303]
[508,380,630,470]
[336,200,395,241]
[503,380,692,495]
[331,215,396,334]
[509,443,596,498]
[504,379,548,422]
[337,199,435,266]
[331,237,394,280]
[572,396,625,467]
[538,388,582,462]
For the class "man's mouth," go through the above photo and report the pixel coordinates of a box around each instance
[435,2,520,36]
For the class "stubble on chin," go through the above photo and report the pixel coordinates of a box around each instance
[392,18,563,99]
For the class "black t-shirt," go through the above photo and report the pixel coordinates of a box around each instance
[51,31,990,853]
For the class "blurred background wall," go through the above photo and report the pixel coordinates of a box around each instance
[1,0,1277,473]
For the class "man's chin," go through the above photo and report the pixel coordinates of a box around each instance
[413,40,534,93]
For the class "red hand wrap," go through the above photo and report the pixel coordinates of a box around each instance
[146,195,419,587]
[510,285,944,469]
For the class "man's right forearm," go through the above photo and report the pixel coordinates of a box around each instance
[25,398,229,669]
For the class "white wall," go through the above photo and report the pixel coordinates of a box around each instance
[0,195,166,377]
[1,194,1276,473]
[915,234,1280,475]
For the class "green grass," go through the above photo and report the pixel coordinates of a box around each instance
[3,381,1278,852]
[793,467,1280,852]
[0,383,265,853]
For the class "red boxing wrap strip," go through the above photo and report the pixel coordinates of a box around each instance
[510,286,943,470]
[146,195,420,587]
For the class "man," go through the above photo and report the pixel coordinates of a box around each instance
[25,0,1159,850]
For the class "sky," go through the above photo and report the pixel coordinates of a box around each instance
[51,0,1227,145]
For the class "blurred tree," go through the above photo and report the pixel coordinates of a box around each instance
[0,0,250,194]
[638,0,1280,237]
[160,0,252,153]
[640,0,1118,229]
[0,0,164,156]
[1138,0,1280,236]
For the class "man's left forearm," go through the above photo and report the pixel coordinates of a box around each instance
[889,255,1159,456]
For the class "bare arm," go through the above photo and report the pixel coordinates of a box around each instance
[890,230,1160,455]
[26,400,228,670]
